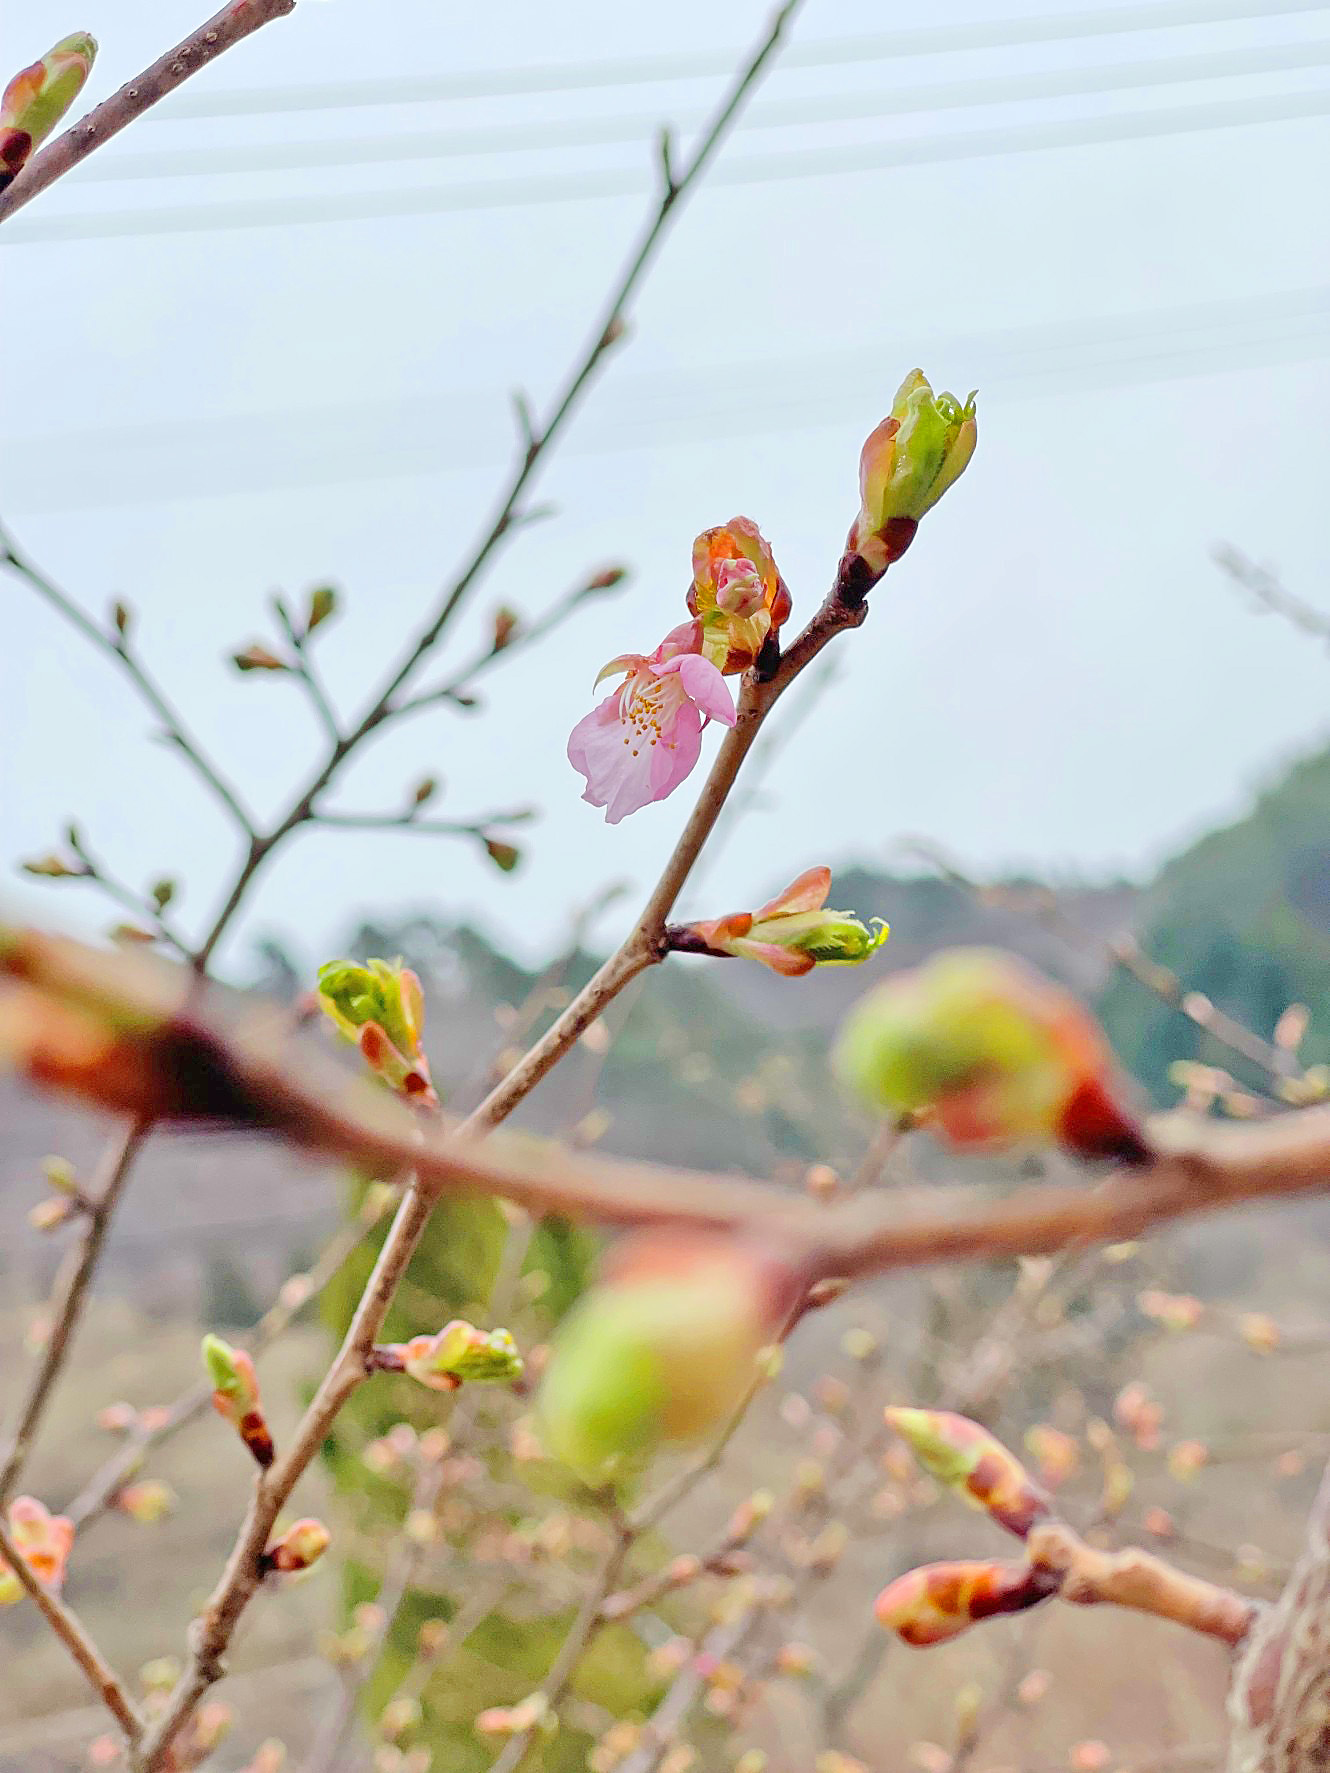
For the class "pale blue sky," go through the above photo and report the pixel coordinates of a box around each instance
[3,0,1329,973]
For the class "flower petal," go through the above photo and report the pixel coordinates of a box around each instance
[752,866,832,922]
[673,654,736,727]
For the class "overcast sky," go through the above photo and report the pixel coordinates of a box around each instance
[3,0,1329,976]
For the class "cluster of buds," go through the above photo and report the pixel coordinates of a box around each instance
[372,1319,524,1392]
[537,1231,801,1484]
[874,1409,1062,1648]
[261,1517,331,1576]
[840,370,977,594]
[317,957,437,1105]
[1,32,96,192]
[0,1495,75,1605]
[835,946,1150,1165]
[668,867,889,978]
[202,1334,275,1468]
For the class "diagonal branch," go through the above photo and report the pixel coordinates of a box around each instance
[0,1118,148,1504]
[1,525,257,839]
[0,0,298,224]
[0,1513,142,1743]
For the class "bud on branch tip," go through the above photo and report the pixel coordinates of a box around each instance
[884,1406,1051,1539]
[0,33,96,192]
[203,1334,275,1468]
[672,867,888,977]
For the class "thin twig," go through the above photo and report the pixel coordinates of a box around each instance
[66,1197,387,1531]
[1,526,257,838]
[0,1119,148,1504]
[0,0,298,224]
[0,1514,142,1743]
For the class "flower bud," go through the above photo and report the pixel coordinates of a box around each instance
[537,1232,801,1483]
[1,1495,75,1602]
[845,372,977,580]
[390,1320,524,1392]
[0,33,96,191]
[678,868,888,978]
[885,1408,1051,1539]
[203,1334,274,1468]
[264,1517,331,1575]
[116,1480,176,1524]
[875,1558,1057,1646]
[834,947,1148,1164]
[688,518,792,674]
[317,957,436,1105]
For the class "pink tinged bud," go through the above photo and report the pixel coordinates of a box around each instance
[0,33,96,190]
[568,622,736,824]
[834,948,1148,1166]
[3,1495,75,1595]
[683,868,889,976]
[203,1335,274,1467]
[399,1320,524,1391]
[875,1558,1058,1646]
[847,371,977,575]
[264,1517,330,1574]
[687,518,792,674]
[885,1408,1051,1539]
[116,1480,176,1524]
[537,1232,801,1483]
[317,958,436,1104]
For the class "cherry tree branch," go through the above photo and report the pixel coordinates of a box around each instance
[0,1118,148,1504]
[0,1514,142,1742]
[0,0,298,225]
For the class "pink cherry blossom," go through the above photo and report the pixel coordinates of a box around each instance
[567,621,736,824]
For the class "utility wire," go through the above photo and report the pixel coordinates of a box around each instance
[152,0,1330,118]
[71,37,1330,184]
[11,83,1330,243]
[8,287,1328,511]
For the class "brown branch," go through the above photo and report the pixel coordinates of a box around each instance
[0,526,257,840]
[66,1195,386,1531]
[0,0,298,224]
[0,1118,147,1504]
[0,1514,142,1743]
[1027,1520,1255,1648]
[1227,1457,1330,1770]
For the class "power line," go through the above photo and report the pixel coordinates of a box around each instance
[12,83,1330,244]
[9,287,1328,512]
[71,37,1330,184]
[151,0,1330,118]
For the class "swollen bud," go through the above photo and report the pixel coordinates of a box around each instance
[387,1320,524,1392]
[688,517,792,674]
[0,33,96,191]
[317,957,436,1105]
[677,867,888,977]
[834,947,1148,1164]
[203,1334,275,1468]
[874,1558,1057,1647]
[884,1407,1051,1539]
[843,372,977,586]
[0,1496,75,1603]
[263,1517,330,1575]
[537,1232,801,1484]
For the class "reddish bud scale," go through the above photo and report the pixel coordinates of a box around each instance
[885,1408,1051,1540]
[875,1558,1059,1646]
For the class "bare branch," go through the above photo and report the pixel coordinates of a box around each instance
[1,526,257,840]
[0,1119,148,1504]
